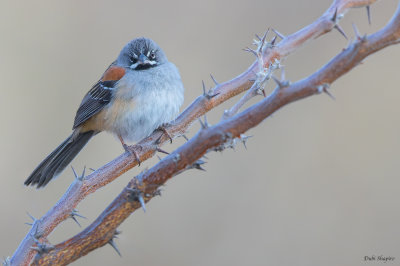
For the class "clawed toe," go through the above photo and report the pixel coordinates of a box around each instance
[157,123,173,143]
[124,144,142,166]
[119,135,142,165]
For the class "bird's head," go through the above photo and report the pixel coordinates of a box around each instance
[117,37,167,70]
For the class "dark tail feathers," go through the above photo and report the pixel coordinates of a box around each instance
[24,131,95,188]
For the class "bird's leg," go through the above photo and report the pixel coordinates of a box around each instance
[118,135,142,165]
[157,123,173,143]
[118,135,129,151]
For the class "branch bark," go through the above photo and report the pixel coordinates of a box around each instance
[10,0,394,265]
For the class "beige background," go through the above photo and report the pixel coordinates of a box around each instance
[1,1,400,265]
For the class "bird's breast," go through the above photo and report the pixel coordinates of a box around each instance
[102,66,184,142]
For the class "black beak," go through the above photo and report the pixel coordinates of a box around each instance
[138,53,148,64]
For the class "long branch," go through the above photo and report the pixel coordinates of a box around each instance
[33,4,400,263]
[10,0,379,265]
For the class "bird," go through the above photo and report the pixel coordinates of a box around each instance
[24,37,184,188]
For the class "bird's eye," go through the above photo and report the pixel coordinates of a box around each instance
[149,51,156,60]
[130,56,137,63]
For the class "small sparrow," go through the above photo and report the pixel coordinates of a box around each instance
[25,37,184,188]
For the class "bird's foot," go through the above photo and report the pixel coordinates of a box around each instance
[157,123,173,144]
[123,144,142,166]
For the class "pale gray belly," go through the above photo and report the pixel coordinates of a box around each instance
[104,90,182,143]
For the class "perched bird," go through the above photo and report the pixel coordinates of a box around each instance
[25,37,184,188]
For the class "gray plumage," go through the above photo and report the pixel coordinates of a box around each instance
[25,37,184,188]
[24,131,95,187]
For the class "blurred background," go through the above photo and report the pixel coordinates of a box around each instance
[1,0,399,265]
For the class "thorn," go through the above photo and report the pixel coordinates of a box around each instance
[70,216,81,227]
[157,155,162,161]
[242,141,247,149]
[188,159,206,171]
[138,194,146,212]
[81,166,86,180]
[317,84,335,100]
[27,212,36,222]
[366,5,371,25]
[89,168,96,172]
[260,29,269,48]
[31,220,42,239]
[270,35,277,46]
[69,209,86,227]
[255,33,261,41]
[323,89,335,100]
[202,80,219,99]
[264,28,270,38]
[126,187,146,212]
[72,210,86,219]
[332,8,338,22]
[272,28,285,39]
[255,85,266,97]
[240,134,253,149]
[210,74,219,85]
[271,76,283,88]
[156,147,169,155]
[334,24,348,40]
[30,238,54,255]
[71,166,78,179]
[243,46,258,57]
[331,8,347,39]
[25,212,37,226]
[182,135,189,141]
[71,166,85,181]
[108,239,121,257]
[30,245,54,255]
[198,118,206,129]
[352,23,361,39]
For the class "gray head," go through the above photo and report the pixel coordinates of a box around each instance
[117,37,168,70]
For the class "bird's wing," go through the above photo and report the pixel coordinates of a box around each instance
[73,63,126,129]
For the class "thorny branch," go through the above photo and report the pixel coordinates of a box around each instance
[33,9,400,263]
[9,0,399,265]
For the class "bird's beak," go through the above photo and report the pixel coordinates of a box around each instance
[130,53,156,69]
[138,53,149,65]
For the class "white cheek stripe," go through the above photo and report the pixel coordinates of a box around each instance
[130,60,157,69]
[146,60,157,65]
[130,62,140,69]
